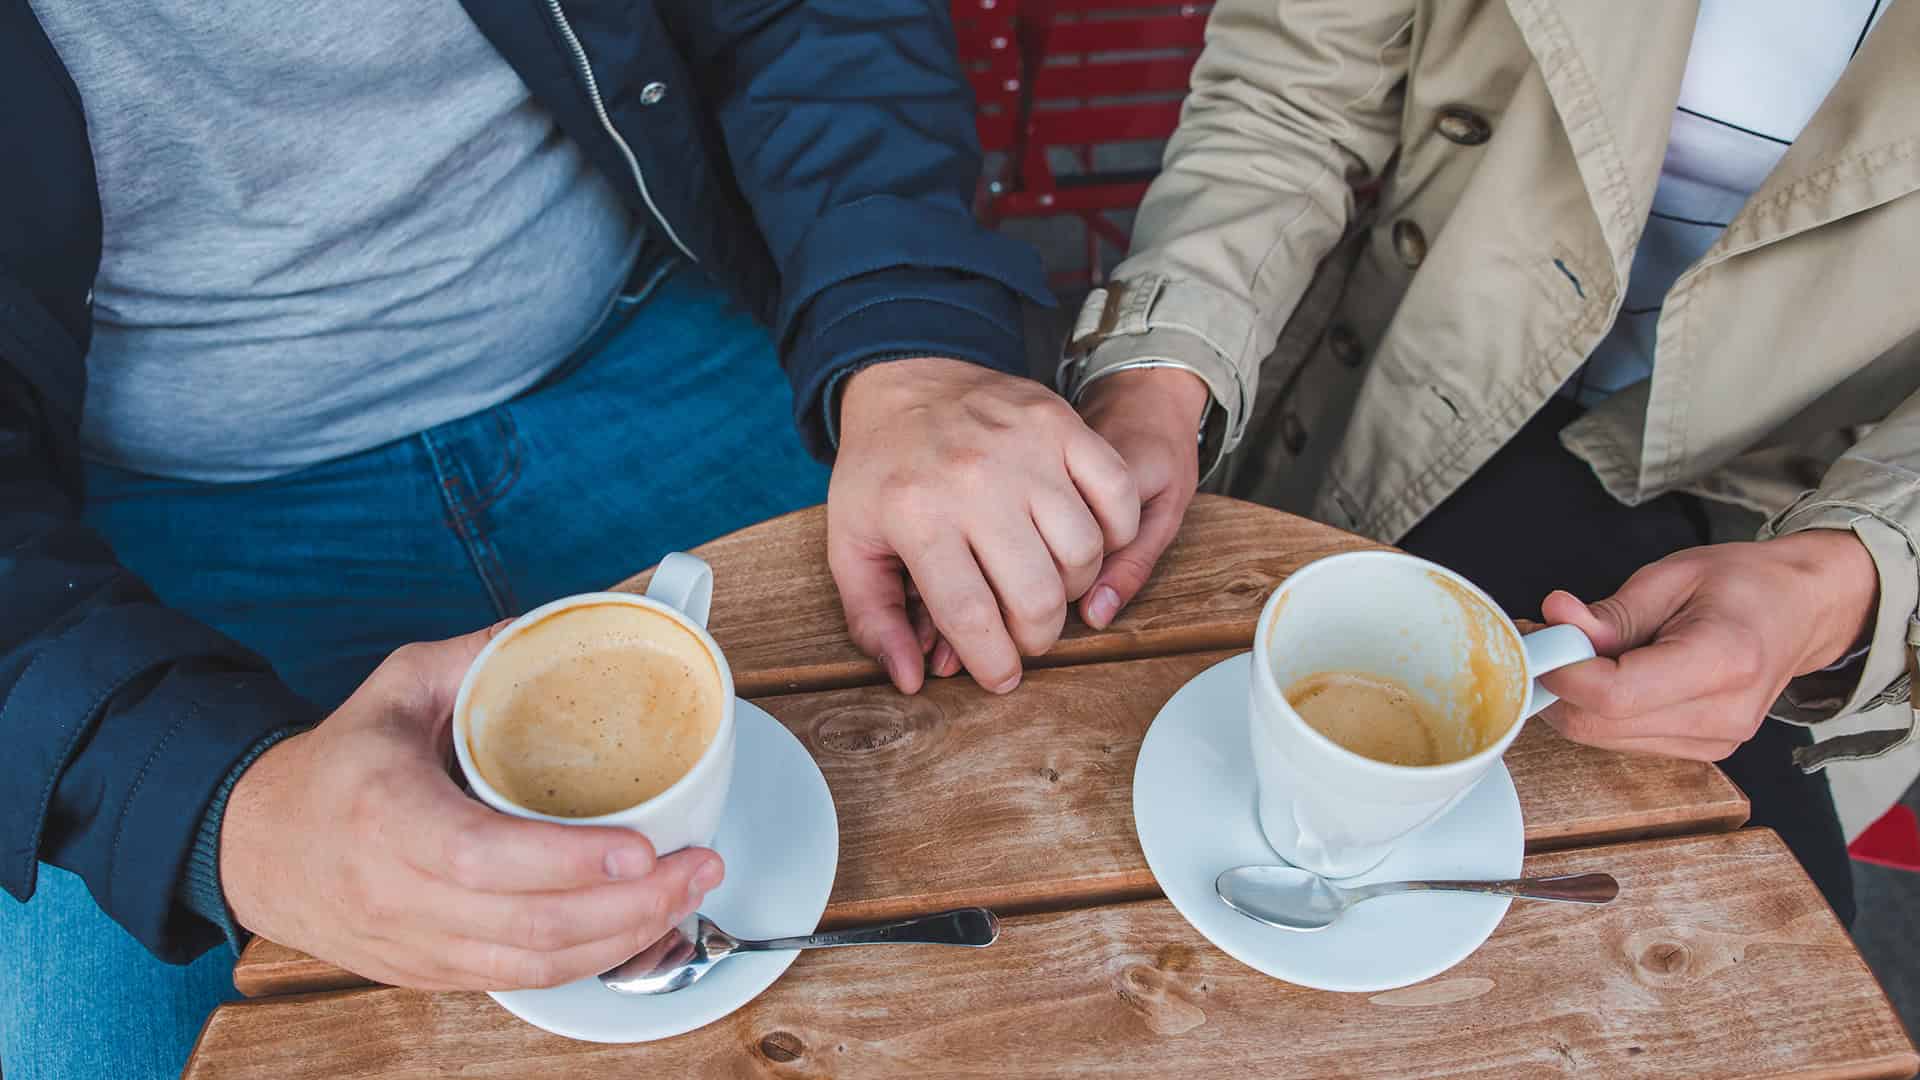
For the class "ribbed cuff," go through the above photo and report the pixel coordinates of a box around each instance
[179,727,303,953]
[822,352,925,450]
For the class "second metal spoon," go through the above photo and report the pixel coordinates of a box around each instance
[600,907,999,995]
[1215,865,1618,932]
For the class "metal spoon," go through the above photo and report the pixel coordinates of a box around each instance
[600,907,999,995]
[1215,865,1618,932]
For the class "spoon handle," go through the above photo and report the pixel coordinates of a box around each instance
[1359,872,1619,905]
[740,908,1000,952]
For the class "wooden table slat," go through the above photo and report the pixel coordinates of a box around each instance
[234,650,1747,997]
[193,830,1918,1080]
[617,495,1386,697]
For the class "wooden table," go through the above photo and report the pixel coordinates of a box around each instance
[185,497,1917,1078]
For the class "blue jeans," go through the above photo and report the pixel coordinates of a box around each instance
[0,265,829,1079]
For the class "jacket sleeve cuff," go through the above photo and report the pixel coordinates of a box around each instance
[1058,276,1259,477]
[784,267,1039,460]
[179,726,305,954]
[1761,498,1919,765]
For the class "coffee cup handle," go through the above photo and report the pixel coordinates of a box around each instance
[646,552,714,629]
[1521,624,1596,717]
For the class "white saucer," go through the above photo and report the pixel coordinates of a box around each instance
[490,700,839,1042]
[1134,653,1523,993]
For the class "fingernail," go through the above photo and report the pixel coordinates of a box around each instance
[691,859,724,896]
[606,846,654,880]
[989,671,1021,694]
[931,642,956,677]
[1087,585,1121,629]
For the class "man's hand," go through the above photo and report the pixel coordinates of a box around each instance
[830,357,1140,695]
[220,625,724,990]
[1074,368,1210,629]
[1538,530,1879,761]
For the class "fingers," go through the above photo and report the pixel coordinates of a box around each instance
[909,597,938,655]
[1062,427,1140,553]
[1541,562,1697,657]
[389,777,665,893]
[1539,613,1758,722]
[1540,699,1744,761]
[828,541,927,694]
[929,637,961,678]
[970,512,1069,658]
[360,620,516,735]
[436,848,723,959]
[900,532,1023,693]
[1081,485,1192,630]
[1030,487,1107,603]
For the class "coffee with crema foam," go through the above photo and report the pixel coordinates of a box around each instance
[1284,670,1475,767]
[465,603,723,818]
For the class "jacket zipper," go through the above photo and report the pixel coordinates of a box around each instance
[542,0,697,263]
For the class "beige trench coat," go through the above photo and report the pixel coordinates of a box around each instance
[1062,0,1920,797]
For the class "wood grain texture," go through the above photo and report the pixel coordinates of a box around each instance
[615,495,1386,697]
[192,831,1917,1080]
[234,652,1746,997]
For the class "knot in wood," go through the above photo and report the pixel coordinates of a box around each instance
[814,700,936,755]
[759,1030,805,1063]
[1639,941,1691,976]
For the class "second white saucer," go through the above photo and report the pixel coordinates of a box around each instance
[1134,653,1523,993]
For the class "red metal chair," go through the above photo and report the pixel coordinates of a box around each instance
[987,1,1213,286]
[1851,803,1920,872]
[950,0,1025,216]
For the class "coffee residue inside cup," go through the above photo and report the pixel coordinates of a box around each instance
[1427,571,1524,754]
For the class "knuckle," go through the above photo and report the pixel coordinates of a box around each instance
[1590,680,1637,719]
[441,825,491,888]
[380,642,429,681]
[945,595,1003,638]
[514,903,564,952]
[1059,532,1104,573]
[642,884,678,931]
[1023,394,1078,428]
[1549,708,1609,745]
[1008,581,1067,628]
[511,952,562,990]
[1590,597,1638,645]
[1102,551,1154,591]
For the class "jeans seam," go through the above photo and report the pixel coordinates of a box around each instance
[463,411,525,519]
[418,429,517,618]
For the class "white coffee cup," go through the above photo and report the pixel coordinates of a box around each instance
[452,552,735,856]
[1249,550,1595,878]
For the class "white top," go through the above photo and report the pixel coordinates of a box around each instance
[1563,0,1891,407]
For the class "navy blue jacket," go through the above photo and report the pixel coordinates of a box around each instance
[0,0,1048,961]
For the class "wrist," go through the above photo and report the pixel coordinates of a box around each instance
[840,356,971,425]
[1771,529,1879,668]
[1077,366,1212,437]
[217,732,309,935]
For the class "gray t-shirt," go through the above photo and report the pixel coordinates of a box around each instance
[32,0,642,481]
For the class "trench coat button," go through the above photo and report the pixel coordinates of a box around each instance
[1280,411,1308,454]
[1436,105,1491,146]
[639,82,668,106]
[1392,220,1428,268]
[1327,325,1364,368]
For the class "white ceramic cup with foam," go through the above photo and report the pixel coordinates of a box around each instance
[1250,550,1594,879]
[452,553,735,856]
